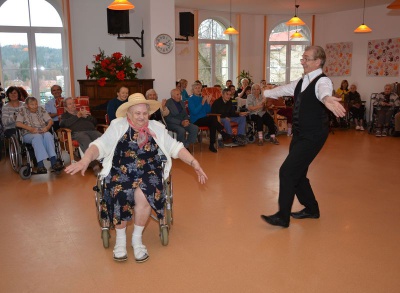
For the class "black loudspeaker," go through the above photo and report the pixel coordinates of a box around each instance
[179,12,194,37]
[107,8,130,35]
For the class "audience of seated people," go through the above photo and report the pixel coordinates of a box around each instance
[165,88,198,150]
[60,97,102,174]
[145,89,170,122]
[374,84,400,137]
[246,83,279,146]
[188,83,230,153]
[107,85,129,123]
[179,79,190,102]
[346,84,365,131]
[336,79,349,102]
[45,85,64,131]
[211,88,247,145]
[15,97,63,174]
[2,86,25,137]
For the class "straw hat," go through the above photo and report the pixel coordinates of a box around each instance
[116,93,161,118]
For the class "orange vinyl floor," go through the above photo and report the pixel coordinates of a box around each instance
[0,129,399,293]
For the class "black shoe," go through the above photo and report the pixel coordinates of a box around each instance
[290,208,320,219]
[52,161,64,172]
[209,145,217,153]
[260,213,289,228]
[36,167,48,174]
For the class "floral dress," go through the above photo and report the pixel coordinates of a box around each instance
[101,127,165,226]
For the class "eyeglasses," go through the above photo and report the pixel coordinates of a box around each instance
[300,57,316,62]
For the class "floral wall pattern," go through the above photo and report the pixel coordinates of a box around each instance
[324,42,353,76]
[367,38,400,77]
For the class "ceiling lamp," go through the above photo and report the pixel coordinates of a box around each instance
[286,0,305,26]
[224,0,239,35]
[108,0,135,10]
[354,0,372,33]
[291,29,303,39]
[387,0,400,9]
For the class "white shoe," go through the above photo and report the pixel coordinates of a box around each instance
[360,126,364,131]
[113,244,128,262]
[132,244,149,263]
[355,126,361,130]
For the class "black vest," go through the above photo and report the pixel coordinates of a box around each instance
[293,74,329,133]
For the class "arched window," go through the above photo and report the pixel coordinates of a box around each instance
[267,22,311,85]
[0,0,68,104]
[198,19,231,87]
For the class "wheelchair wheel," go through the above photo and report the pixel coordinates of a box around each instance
[101,229,110,248]
[19,165,32,180]
[247,135,256,143]
[160,225,169,246]
[9,136,22,172]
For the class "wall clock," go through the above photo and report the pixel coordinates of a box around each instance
[154,34,174,54]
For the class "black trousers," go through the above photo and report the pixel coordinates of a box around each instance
[278,129,328,221]
[194,116,224,145]
[250,113,276,135]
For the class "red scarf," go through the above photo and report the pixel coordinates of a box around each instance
[127,117,157,149]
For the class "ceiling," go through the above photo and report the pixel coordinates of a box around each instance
[175,0,392,15]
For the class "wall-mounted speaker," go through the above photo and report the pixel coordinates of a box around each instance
[179,12,194,37]
[107,8,130,35]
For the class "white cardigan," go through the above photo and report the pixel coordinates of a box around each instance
[89,117,184,179]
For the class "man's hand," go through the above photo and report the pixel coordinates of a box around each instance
[323,96,346,118]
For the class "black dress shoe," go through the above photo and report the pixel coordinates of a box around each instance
[209,145,217,153]
[290,208,320,219]
[260,213,289,228]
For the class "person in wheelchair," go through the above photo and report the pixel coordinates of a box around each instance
[65,93,207,263]
[346,84,365,131]
[374,84,400,137]
[60,97,102,174]
[15,97,63,174]
[246,83,279,146]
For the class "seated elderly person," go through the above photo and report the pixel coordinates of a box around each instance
[145,89,169,122]
[15,97,63,174]
[188,83,230,153]
[346,84,365,131]
[2,86,25,137]
[60,97,102,173]
[211,88,247,145]
[246,83,279,146]
[374,84,400,137]
[65,93,207,263]
[165,88,198,149]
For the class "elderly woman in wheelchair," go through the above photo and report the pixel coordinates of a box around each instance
[65,93,207,263]
[15,97,63,174]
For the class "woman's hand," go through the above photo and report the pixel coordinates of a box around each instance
[65,157,91,176]
[29,126,39,134]
[191,160,208,184]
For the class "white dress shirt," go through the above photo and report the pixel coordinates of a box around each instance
[263,68,333,102]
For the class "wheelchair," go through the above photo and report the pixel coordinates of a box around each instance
[8,128,64,179]
[93,155,173,248]
[368,93,399,135]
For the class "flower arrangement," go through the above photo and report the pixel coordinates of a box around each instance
[86,48,142,86]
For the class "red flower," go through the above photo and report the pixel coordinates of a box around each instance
[97,77,106,87]
[95,54,101,61]
[112,52,123,59]
[85,65,91,79]
[116,71,125,81]
[101,59,110,69]
[134,62,142,69]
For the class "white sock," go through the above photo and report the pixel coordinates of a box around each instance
[132,224,145,246]
[114,227,127,257]
[270,134,275,138]
[258,132,263,140]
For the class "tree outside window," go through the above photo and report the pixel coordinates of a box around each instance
[267,22,310,85]
[198,19,231,87]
